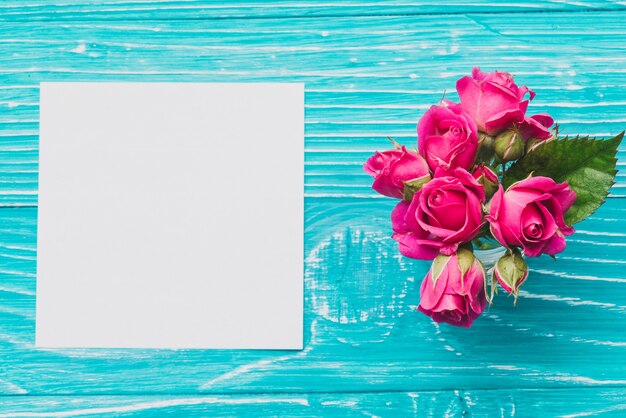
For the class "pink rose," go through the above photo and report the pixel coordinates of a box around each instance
[418,250,487,328]
[364,146,430,199]
[487,176,576,257]
[417,102,478,172]
[392,168,485,259]
[456,67,535,136]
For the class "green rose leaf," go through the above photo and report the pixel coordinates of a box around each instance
[503,132,623,225]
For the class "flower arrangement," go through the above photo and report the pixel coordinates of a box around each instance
[364,67,624,328]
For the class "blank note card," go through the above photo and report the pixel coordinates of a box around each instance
[36,83,304,349]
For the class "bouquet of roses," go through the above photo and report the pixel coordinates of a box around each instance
[364,67,623,328]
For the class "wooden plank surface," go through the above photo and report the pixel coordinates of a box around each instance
[0,0,624,21]
[1,388,626,417]
[1,4,626,416]
[1,199,626,397]
[1,13,626,206]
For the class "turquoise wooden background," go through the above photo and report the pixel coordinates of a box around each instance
[1,1,626,416]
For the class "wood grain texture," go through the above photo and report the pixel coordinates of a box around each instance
[2,388,626,417]
[1,3,626,416]
[1,12,626,205]
[1,199,626,398]
[0,0,624,21]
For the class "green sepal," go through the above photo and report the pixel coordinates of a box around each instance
[402,174,432,202]
[431,254,451,287]
[456,247,475,278]
[387,136,402,150]
[489,270,499,304]
[472,236,500,251]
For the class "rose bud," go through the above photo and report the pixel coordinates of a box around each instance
[417,101,478,172]
[391,168,485,259]
[363,146,431,199]
[456,67,535,136]
[487,176,576,257]
[476,132,496,161]
[418,248,487,328]
[472,164,499,199]
[494,129,525,161]
[493,248,528,299]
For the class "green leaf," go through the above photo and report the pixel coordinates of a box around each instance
[503,132,623,225]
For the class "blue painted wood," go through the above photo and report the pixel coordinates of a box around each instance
[1,199,626,398]
[1,4,626,416]
[1,13,626,205]
[0,0,623,21]
[2,389,626,416]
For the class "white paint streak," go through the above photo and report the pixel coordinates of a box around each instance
[519,290,625,310]
[487,365,525,371]
[563,404,626,418]
[0,379,27,395]
[69,43,86,53]
[0,397,309,417]
[529,269,626,284]
[547,375,626,385]
[0,285,35,296]
[570,337,626,347]
[200,319,317,389]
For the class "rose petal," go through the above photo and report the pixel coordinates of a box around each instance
[471,66,488,81]
[535,199,558,238]
[372,176,403,199]
[543,231,567,255]
[418,268,450,311]
[523,242,543,257]
[432,294,468,316]
[392,233,440,260]
[391,201,411,234]
[520,203,546,241]
[483,108,525,136]
[552,182,577,213]
[529,113,553,128]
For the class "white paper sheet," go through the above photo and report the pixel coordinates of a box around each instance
[36,82,304,349]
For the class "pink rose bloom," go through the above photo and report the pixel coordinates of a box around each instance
[392,168,485,259]
[487,176,576,257]
[364,146,430,199]
[417,101,478,172]
[457,67,535,136]
[418,250,487,328]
